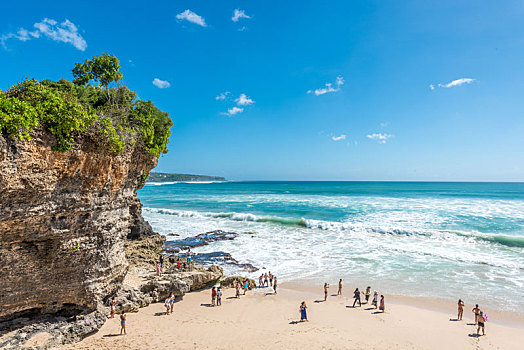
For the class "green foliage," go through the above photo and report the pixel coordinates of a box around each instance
[0,53,172,156]
[72,52,123,89]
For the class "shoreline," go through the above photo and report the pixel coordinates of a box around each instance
[60,280,524,350]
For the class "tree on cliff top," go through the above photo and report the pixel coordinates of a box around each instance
[0,53,172,157]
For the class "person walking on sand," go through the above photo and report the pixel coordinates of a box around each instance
[364,286,371,303]
[477,311,486,335]
[457,299,464,320]
[379,295,385,312]
[273,276,278,294]
[235,282,241,298]
[243,280,249,295]
[170,293,175,314]
[472,304,480,324]
[352,288,362,307]
[110,297,117,318]
[372,291,378,309]
[120,311,126,335]
[324,283,329,301]
[300,301,308,322]
[211,287,217,306]
[337,279,343,296]
[164,297,171,315]
[217,287,222,306]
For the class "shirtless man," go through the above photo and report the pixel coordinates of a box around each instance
[477,311,486,335]
[324,283,329,301]
[472,304,480,324]
[337,279,343,296]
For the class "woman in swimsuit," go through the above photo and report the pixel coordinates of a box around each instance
[324,283,329,301]
[300,301,308,321]
[372,291,378,309]
[337,279,343,296]
[273,276,278,294]
[110,297,117,318]
[477,311,486,335]
[457,299,464,320]
[120,311,126,335]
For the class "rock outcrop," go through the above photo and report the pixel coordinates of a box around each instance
[0,129,156,322]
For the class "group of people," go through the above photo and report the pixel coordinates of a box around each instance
[211,287,223,306]
[258,271,278,294]
[460,301,487,336]
[164,293,176,314]
[323,280,385,310]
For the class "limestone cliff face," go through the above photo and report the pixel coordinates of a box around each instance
[0,129,156,322]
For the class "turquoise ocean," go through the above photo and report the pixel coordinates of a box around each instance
[138,181,524,311]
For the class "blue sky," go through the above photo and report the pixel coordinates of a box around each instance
[1,0,523,181]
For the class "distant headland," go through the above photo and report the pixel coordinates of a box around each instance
[146,172,226,182]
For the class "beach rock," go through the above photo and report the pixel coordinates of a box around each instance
[220,276,257,290]
[164,230,238,251]
[0,128,157,343]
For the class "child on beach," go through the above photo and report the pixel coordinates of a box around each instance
[477,311,486,335]
[379,295,385,312]
[300,301,308,322]
[457,299,464,320]
[110,297,117,318]
[236,282,241,298]
[364,286,371,303]
[120,311,126,335]
[353,288,361,307]
[337,279,343,296]
[211,287,217,306]
[170,293,175,314]
[324,283,329,301]
[217,287,222,306]
[372,291,378,309]
[164,298,171,315]
[273,276,278,294]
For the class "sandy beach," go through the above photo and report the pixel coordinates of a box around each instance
[60,283,524,350]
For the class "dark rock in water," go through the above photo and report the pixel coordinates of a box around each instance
[192,251,259,273]
[164,230,238,250]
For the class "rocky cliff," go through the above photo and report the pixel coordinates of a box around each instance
[0,128,156,322]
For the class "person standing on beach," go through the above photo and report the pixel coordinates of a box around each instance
[156,262,161,276]
[457,299,464,320]
[477,311,486,335]
[235,282,241,298]
[352,288,362,307]
[170,293,175,314]
[259,274,263,288]
[159,254,164,269]
[211,287,217,306]
[273,276,278,294]
[300,301,308,322]
[264,273,269,287]
[120,311,126,335]
[269,272,273,286]
[372,291,378,309]
[472,304,480,324]
[243,280,249,295]
[379,295,385,312]
[364,286,371,303]
[217,287,222,306]
[324,283,329,301]
[337,279,343,296]
[110,297,117,319]
[164,298,171,315]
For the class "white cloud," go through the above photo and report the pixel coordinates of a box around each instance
[222,106,244,116]
[176,9,207,27]
[235,93,255,106]
[1,18,86,51]
[332,134,346,141]
[216,91,230,100]
[367,133,393,144]
[152,78,171,89]
[232,9,251,22]
[380,122,389,128]
[308,76,344,96]
[432,78,475,89]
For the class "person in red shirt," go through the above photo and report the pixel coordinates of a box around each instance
[211,287,217,306]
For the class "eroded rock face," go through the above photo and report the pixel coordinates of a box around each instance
[0,130,156,322]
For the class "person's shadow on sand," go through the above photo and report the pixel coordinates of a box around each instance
[466,323,476,326]
[449,318,459,321]
[365,307,375,311]
[103,334,122,337]
[314,300,325,303]
[226,296,237,300]
[468,333,482,338]
[265,293,276,296]
[200,303,214,307]
[154,312,165,316]
[372,311,383,314]
[289,321,301,325]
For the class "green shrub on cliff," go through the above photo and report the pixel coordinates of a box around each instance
[0,53,172,157]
